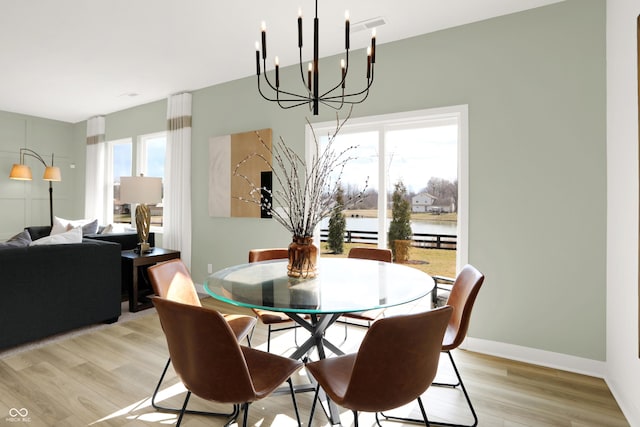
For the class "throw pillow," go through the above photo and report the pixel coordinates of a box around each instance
[51,216,99,236]
[0,230,32,249]
[99,224,114,234]
[30,227,83,246]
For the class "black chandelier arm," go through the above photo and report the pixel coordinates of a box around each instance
[320,68,374,103]
[257,78,314,110]
[319,90,371,108]
[319,50,350,99]
[261,57,315,101]
[257,75,310,104]
[258,54,371,110]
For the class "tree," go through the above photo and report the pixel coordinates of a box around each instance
[423,177,458,213]
[388,181,413,261]
[327,186,347,254]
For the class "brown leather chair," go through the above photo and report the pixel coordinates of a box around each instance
[382,264,485,427]
[152,296,303,427]
[249,248,306,352]
[348,246,393,263]
[147,259,256,416]
[339,247,393,338]
[306,306,453,426]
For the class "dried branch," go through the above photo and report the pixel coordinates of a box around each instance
[233,107,367,237]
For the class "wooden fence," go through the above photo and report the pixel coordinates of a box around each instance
[319,229,457,250]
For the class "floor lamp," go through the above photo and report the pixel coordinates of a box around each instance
[9,148,62,227]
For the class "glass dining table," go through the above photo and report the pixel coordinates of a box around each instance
[204,257,435,361]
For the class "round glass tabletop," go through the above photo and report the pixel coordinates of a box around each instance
[204,257,434,314]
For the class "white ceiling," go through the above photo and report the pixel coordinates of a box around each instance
[0,0,563,124]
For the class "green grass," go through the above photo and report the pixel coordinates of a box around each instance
[326,209,458,277]
[320,242,457,278]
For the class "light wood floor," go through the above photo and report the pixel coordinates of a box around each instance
[0,296,629,427]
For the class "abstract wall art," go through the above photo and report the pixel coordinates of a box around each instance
[209,128,273,218]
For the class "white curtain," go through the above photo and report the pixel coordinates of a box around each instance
[164,93,192,268]
[85,116,108,223]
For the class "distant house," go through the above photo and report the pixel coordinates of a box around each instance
[412,192,436,213]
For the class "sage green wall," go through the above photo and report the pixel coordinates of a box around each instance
[104,99,166,142]
[191,0,606,360]
[61,0,603,360]
[0,111,82,239]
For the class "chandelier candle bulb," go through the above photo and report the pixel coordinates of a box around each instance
[367,47,372,79]
[341,59,346,88]
[275,56,280,87]
[371,28,376,63]
[308,63,312,91]
[255,43,261,75]
[261,21,267,59]
[345,10,350,50]
[298,9,303,47]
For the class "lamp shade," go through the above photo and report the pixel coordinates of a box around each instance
[120,176,162,204]
[43,166,62,181]
[9,164,33,180]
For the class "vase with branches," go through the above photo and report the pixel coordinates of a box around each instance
[234,109,366,277]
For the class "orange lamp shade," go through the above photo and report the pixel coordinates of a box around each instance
[43,166,62,181]
[9,164,33,180]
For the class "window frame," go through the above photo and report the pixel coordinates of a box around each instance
[306,105,469,272]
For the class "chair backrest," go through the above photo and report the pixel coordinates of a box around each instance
[248,248,288,263]
[347,247,392,263]
[147,259,201,307]
[152,297,256,403]
[343,305,453,412]
[444,264,484,350]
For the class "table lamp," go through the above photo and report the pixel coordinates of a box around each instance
[9,148,62,227]
[120,175,162,253]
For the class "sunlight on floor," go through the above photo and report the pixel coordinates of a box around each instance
[90,382,186,425]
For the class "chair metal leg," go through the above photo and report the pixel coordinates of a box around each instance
[431,351,478,427]
[417,396,432,426]
[175,390,191,427]
[151,357,172,411]
[266,323,300,352]
[376,397,431,426]
[240,402,250,427]
[287,378,302,426]
[380,351,477,427]
[308,384,321,426]
[353,410,359,427]
[151,357,240,419]
[223,405,241,427]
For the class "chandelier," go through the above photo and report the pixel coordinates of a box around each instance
[255,0,376,115]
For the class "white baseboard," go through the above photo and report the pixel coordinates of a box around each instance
[461,337,606,378]
[606,378,640,427]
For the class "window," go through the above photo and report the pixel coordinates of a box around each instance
[137,132,166,227]
[110,138,133,225]
[109,132,167,229]
[310,106,468,273]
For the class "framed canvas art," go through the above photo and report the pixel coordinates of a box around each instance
[209,128,273,218]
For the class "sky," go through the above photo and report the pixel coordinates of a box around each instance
[321,124,458,193]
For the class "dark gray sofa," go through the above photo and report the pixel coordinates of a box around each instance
[0,227,123,351]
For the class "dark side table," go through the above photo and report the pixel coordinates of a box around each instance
[121,248,181,312]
